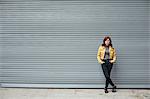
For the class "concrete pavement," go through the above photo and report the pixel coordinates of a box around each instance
[0,88,150,99]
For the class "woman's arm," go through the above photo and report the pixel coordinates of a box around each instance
[97,46,105,64]
[110,48,117,63]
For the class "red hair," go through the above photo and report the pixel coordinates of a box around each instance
[101,36,113,47]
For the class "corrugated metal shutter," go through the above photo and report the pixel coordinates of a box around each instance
[0,0,149,88]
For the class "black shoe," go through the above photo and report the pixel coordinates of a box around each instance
[104,88,109,93]
[112,86,117,92]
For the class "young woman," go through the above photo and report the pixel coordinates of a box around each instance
[97,36,117,93]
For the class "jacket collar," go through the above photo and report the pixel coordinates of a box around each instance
[102,45,112,52]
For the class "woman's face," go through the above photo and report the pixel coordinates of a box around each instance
[105,39,110,46]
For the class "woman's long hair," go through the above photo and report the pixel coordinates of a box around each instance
[101,36,113,47]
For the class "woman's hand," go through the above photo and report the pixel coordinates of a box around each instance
[109,60,113,64]
[101,61,105,65]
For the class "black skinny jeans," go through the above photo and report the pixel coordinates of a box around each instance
[101,59,115,88]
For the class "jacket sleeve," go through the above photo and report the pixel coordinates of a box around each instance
[110,48,117,63]
[97,46,105,64]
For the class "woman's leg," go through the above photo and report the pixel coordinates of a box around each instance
[105,62,113,88]
[105,67,111,88]
[101,62,115,88]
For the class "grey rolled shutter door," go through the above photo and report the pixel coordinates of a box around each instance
[0,0,149,88]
